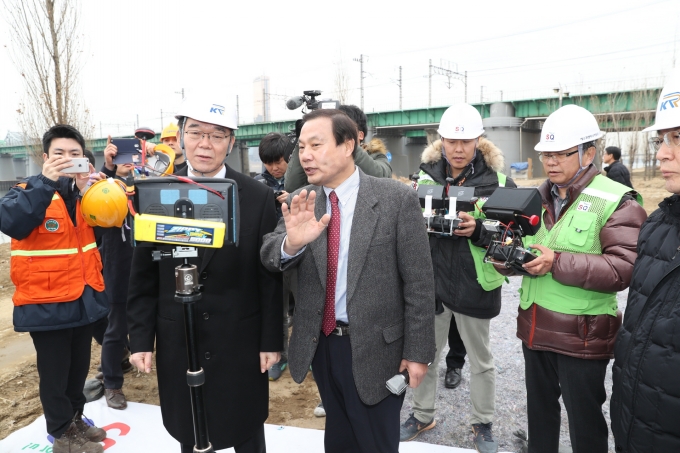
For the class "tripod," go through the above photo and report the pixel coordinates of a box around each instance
[154,246,213,453]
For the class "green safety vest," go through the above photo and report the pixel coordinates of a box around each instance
[418,170,507,291]
[519,175,631,316]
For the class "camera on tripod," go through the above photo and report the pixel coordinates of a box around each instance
[411,174,477,236]
[480,187,542,277]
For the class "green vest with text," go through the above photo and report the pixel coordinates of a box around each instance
[418,170,507,291]
[519,175,631,316]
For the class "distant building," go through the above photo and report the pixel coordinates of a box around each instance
[253,76,270,122]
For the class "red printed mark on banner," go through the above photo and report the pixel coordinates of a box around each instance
[101,423,130,450]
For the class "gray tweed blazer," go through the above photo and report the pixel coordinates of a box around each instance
[261,169,435,405]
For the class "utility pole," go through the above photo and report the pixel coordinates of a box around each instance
[160,109,164,130]
[480,86,485,116]
[399,66,403,110]
[354,54,367,110]
[263,87,267,122]
[175,88,185,100]
[428,59,432,108]
[430,60,468,104]
[99,122,102,138]
[136,114,139,130]
[236,95,240,125]
[554,85,569,108]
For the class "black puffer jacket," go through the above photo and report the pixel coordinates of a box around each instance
[611,195,680,452]
[419,138,516,319]
[604,160,633,188]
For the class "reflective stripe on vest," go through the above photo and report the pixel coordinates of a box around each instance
[10,190,104,306]
[519,175,630,316]
[10,241,97,257]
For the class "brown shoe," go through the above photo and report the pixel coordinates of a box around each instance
[104,388,127,410]
[53,422,103,453]
[74,413,107,442]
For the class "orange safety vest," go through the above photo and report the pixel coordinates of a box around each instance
[10,186,105,306]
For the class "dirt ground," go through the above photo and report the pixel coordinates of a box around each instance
[0,169,668,441]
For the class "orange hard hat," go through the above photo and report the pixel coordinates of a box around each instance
[81,178,128,228]
[147,143,176,176]
[160,123,179,140]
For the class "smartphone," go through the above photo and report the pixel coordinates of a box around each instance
[111,138,142,164]
[61,157,90,174]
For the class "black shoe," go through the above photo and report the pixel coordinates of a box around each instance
[400,413,436,441]
[471,422,498,453]
[445,367,462,389]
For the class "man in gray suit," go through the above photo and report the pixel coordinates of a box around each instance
[261,108,435,453]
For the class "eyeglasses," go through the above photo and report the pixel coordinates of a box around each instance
[649,131,680,151]
[184,130,232,144]
[537,149,579,163]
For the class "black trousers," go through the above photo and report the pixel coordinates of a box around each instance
[30,323,95,438]
[92,316,107,345]
[101,302,129,389]
[312,333,405,453]
[522,344,609,453]
[445,313,467,369]
[180,424,265,453]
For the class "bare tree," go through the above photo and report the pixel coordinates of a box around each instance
[594,87,659,181]
[4,0,91,161]
[333,53,351,105]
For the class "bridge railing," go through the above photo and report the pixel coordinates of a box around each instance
[0,88,660,155]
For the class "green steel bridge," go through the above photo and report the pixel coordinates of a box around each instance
[0,88,660,158]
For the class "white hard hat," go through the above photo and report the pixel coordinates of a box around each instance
[642,70,680,132]
[175,97,239,130]
[437,104,485,139]
[535,104,604,152]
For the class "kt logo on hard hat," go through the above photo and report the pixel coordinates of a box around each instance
[660,92,680,110]
[210,104,225,115]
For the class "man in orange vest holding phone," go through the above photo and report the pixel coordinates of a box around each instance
[0,125,110,453]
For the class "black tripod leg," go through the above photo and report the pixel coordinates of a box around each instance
[180,295,213,453]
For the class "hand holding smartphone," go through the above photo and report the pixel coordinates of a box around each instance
[61,158,90,174]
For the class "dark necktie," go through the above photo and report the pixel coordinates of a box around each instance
[322,191,340,336]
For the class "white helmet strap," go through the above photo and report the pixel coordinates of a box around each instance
[555,143,591,188]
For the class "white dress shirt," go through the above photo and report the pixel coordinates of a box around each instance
[281,167,360,323]
[188,165,227,179]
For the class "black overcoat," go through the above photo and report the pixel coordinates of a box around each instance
[127,165,282,448]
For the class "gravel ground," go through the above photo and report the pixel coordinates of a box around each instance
[400,276,628,453]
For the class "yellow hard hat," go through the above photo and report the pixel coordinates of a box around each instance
[81,179,128,228]
[148,144,176,176]
[161,123,179,140]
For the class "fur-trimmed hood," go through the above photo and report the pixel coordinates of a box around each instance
[362,137,387,155]
[420,137,505,173]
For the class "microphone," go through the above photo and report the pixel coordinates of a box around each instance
[286,96,305,110]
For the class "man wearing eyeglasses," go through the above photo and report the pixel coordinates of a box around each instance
[127,97,282,453]
[497,104,646,453]
[611,72,680,453]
